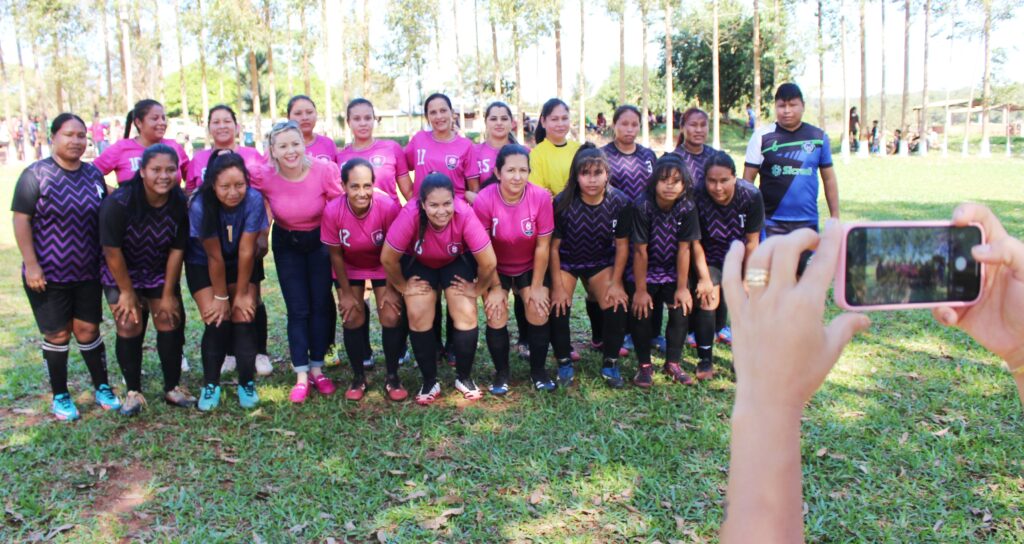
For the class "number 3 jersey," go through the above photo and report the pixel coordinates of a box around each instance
[320,192,401,280]
[472,181,554,277]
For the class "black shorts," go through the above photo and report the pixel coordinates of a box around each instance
[334,278,388,289]
[401,253,477,290]
[103,284,178,305]
[498,269,549,291]
[185,260,265,295]
[564,265,610,283]
[763,219,819,239]
[688,265,723,290]
[24,279,103,334]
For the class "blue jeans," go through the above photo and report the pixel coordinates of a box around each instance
[272,225,333,372]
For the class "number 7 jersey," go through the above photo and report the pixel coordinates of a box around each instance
[472,181,554,277]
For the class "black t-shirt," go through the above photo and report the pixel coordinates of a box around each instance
[629,195,701,284]
[99,183,188,289]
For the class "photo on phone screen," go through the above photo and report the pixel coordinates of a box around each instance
[844,225,982,307]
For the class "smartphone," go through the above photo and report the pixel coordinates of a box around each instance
[835,221,984,311]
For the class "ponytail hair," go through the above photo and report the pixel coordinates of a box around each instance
[483,101,517,144]
[554,142,607,217]
[346,97,375,119]
[535,98,569,145]
[124,143,182,221]
[423,93,453,117]
[675,107,708,149]
[416,173,455,252]
[481,144,530,190]
[644,153,692,205]
[198,149,251,239]
[704,150,737,181]
[287,95,317,117]
[341,157,375,186]
[124,99,162,139]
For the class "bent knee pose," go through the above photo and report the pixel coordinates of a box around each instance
[12,113,120,420]
[472,144,557,394]
[251,121,343,403]
[381,173,497,405]
[186,151,268,411]
[549,144,632,389]
[629,155,701,387]
[100,144,194,416]
[323,158,408,402]
[692,152,764,380]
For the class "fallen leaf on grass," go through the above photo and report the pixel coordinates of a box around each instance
[623,504,641,514]
[382,450,408,458]
[288,523,308,534]
[344,520,356,531]
[12,408,38,415]
[816,447,828,458]
[419,506,465,530]
[319,512,334,520]
[388,490,427,503]
[44,524,75,540]
[202,437,223,443]
[268,428,296,437]
[899,432,909,445]
[840,411,866,419]
[388,470,406,476]
[440,494,463,505]
[932,427,950,437]
[404,480,418,487]
[5,507,25,524]
[555,446,573,454]
[933,520,944,531]
[529,489,545,505]
[219,454,239,464]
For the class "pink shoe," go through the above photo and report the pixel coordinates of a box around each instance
[570,350,581,362]
[289,382,310,403]
[310,373,337,395]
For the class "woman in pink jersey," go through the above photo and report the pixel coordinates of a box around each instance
[472,145,558,394]
[381,173,497,405]
[322,158,408,402]
[288,95,338,164]
[404,93,478,203]
[337,98,412,202]
[250,121,343,403]
[94,99,190,185]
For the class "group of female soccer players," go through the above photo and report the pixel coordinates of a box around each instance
[13,91,764,420]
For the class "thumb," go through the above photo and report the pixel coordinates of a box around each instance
[824,312,871,361]
[973,237,1024,282]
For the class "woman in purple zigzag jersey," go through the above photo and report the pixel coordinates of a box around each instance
[99,144,195,416]
[12,113,122,421]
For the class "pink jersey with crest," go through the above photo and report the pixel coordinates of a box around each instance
[466,141,530,182]
[385,199,491,269]
[305,134,339,164]
[336,139,409,202]
[92,138,191,183]
[404,131,476,199]
[472,181,554,276]
[249,160,342,231]
[321,192,400,280]
[185,146,266,193]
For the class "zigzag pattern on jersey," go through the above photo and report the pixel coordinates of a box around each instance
[101,202,179,289]
[695,182,756,267]
[557,189,630,271]
[604,145,656,201]
[31,161,105,282]
[678,146,716,188]
[634,197,696,284]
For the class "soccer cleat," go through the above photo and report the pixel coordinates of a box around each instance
[238,381,260,409]
[398,350,413,367]
[534,377,557,392]
[309,373,336,395]
[325,344,342,367]
[197,384,221,412]
[633,364,655,388]
[489,374,510,396]
[686,333,697,348]
[94,385,121,411]
[557,362,575,388]
[455,378,483,400]
[696,360,715,381]
[255,354,273,376]
[385,375,408,402]
[664,362,695,385]
[415,382,441,405]
[345,377,367,401]
[52,393,80,421]
[221,355,237,374]
[164,386,197,408]
[119,391,147,417]
[601,365,625,389]
[570,349,581,362]
[589,340,603,351]
[716,326,733,345]
[622,334,635,351]
[362,356,375,371]
[651,336,667,354]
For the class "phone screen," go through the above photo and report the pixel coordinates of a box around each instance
[845,225,982,307]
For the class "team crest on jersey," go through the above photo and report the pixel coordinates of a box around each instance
[521,218,535,236]
[802,141,815,153]
[771,164,783,177]
[371,229,385,246]
[447,242,462,255]
[370,155,385,167]
[445,155,459,170]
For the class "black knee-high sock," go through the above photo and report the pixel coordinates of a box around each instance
[652,300,664,338]
[360,302,372,358]
[433,298,444,347]
[116,333,145,392]
[233,322,258,385]
[445,309,456,352]
[695,308,715,364]
[42,340,70,396]
[343,325,369,378]
[527,322,551,380]
[549,308,572,360]
[201,322,231,386]
[586,299,603,344]
[381,324,405,377]
[601,307,626,364]
[715,297,728,332]
[157,329,184,392]
[513,294,528,345]
[255,303,268,354]
[409,330,438,389]
[485,326,510,379]
[664,306,687,363]
[78,337,110,388]
[327,292,338,354]
[452,327,479,381]
[632,312,654,365]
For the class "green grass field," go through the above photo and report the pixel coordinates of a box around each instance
[1,150,1023,543]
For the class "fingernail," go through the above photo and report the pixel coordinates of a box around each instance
[974,244,991,255]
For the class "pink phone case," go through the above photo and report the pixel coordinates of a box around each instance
[834,220,985,311]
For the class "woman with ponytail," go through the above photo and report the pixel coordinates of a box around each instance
[405,93,478,203]
[94,99,190,185]
[288,95,339,164]
[528,98,579,196]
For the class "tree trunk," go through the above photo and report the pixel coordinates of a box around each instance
[198,0,209,120]
[859,0,867,148]
[474,0,483,122]
[54,34,66,112]
[640,3,649,147]
[513,21,524,143]
[817,0,825,130]
[453,0,465,132]
[752,0,760,127]
[152,0,165,104]
[712,0,721,149]
[555,14,563,98]
[618,14,625,106]
[15,27,30,154]
[942,15,951,156]
[362,0,371,93]
[0,25,7,121]
[578,0,585,143]
[491,16,500,97]
[175,0,188,119]
[300,5,311,96]
[919,0,930,156]
[899,0,910,155]
[879,0,887,155]
[119,0,133,109]
[978,0,991,156]
[841,12,850,160]
[249,50,262,144]
[234,54,244,119]
[664,0,673,152]
[962,82,973,155]
[772,0,780,84]
[321,0,332,136]
[286,12,295,98]
[266,0,277,123]
[100,0,113,113]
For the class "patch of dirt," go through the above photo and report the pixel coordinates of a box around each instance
[87,464,156,543]
[0,406,49,429]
